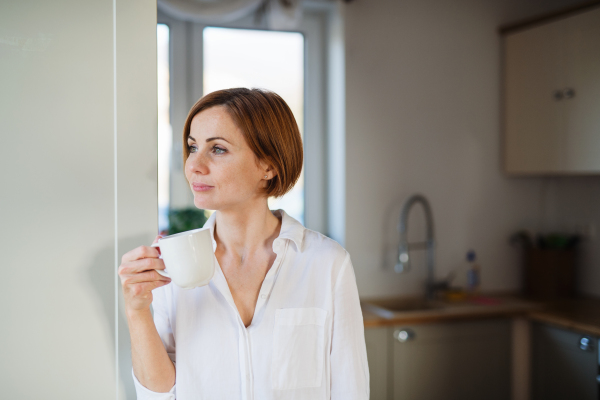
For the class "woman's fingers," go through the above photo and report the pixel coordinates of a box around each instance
[121,235,162,264]
[119,238,168,313]
[121,245,160,264]
[152,235,163,256]
[119,257,166,276]
[121,269,170,286]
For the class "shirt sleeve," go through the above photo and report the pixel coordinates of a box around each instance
[131,284,177,399]
[330,252,370,400]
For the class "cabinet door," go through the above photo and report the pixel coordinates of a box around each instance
[365,327,389,400]
[532,323,597,400]
[504,20,568,174]
[563,7,600,172]
[392,319,511,400]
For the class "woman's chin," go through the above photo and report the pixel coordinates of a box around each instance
[193,196,216,210]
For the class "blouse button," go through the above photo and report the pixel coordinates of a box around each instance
[260,294,267,299]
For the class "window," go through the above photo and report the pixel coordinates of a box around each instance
[157,4,337,236]
[157,23,172,233]
[203,27,305,224]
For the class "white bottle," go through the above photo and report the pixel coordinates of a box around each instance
[466,250,481,294]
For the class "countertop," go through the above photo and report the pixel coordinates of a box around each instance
[361,294,600,336]
[528,297,600,336]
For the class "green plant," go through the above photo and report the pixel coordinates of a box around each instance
[509,230,581,250]
[167,207,209,235]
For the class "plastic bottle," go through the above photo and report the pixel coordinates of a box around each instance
[466,250,481,294]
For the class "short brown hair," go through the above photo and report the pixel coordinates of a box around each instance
[182,88,303,198]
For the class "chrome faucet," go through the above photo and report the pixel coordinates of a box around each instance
[396,194,444,300]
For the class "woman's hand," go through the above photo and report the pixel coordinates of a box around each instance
[118,235,171,314]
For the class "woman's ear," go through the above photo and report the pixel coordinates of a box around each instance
[259,159,277,180]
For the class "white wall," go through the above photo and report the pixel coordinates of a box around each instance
[0,0,157,398]
[542,178,600,297]
[342,0,585,298]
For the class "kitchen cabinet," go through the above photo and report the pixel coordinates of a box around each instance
[532,322,598,400]
[503,5,600,174]
[365,319,511,400]
[391,319,511,400]
[365,327,389,400]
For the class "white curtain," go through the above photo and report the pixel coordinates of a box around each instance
[157,0,264,24]
[157,0,306,29]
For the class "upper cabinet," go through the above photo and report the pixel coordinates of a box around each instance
[503,6,600,175]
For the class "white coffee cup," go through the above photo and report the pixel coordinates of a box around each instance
[151,227,215,289]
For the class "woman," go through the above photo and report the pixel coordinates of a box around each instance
[118,88,369,400]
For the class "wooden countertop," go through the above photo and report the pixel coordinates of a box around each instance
[361,294,600,336]
[528,298,600,336]
[360,294,542,328]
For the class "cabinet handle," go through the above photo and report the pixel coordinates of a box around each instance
[394,329,415,342]
[553,90,564,101]
[563,88,575,99]
[579,336,594,352]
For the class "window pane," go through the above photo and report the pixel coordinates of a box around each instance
[157,24,172,233]
[203,27,305,225]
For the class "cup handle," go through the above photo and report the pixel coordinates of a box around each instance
[151,242,170,278]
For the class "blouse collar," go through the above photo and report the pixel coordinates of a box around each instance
[203,209,305,253]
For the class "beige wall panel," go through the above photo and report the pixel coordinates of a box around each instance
[115,0,158,398]
[0,0,157,398]
[0,0,116,397]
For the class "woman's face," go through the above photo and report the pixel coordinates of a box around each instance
[185,106,271,211]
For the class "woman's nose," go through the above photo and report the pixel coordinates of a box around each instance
[186,153,209,176]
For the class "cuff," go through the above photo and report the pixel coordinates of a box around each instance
[132,368,176,400]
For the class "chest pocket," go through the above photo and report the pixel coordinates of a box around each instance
[271,307,328,390]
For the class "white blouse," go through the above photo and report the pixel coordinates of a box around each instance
[132,209,369,400]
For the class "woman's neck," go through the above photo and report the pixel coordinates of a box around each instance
[213,201,282,259]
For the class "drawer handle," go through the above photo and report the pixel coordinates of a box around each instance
[553,90,563,101]
[563,88,575,99]
[394,329,415,343]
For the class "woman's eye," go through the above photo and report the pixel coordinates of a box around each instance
[212,146,227,155]
[188,144,198,153]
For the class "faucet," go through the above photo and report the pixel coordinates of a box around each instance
[396,194,445,300]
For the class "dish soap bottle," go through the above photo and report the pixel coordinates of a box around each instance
[466,250,480,295]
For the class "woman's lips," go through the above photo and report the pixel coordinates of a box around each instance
[192,183,214,192]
